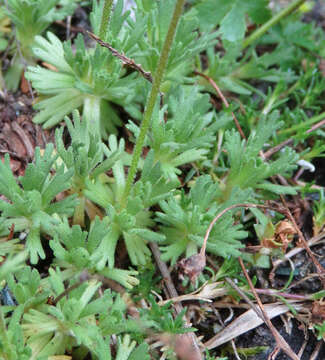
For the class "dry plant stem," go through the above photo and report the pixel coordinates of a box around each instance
[225,277,263,319]
[87,31,154,84]
[242,0,307,49]
[255,289,310,301]
[150,243,202,360]
[149,243,181,311]
[269,347,280,360]
[288,272,324,290]
[264,118,325,159]
[53,280,84,305]
[231,340,242,360]
[66,15,71,40]
[297,337,308,359]
[122,0,186,206]
[310,341,322,360]
[238,257,300,360]
[279,111,325,136]
[201,203,283,257]
[280,195,325,288]
[194,70,246,140]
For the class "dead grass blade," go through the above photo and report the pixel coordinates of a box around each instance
[204,301,304,350]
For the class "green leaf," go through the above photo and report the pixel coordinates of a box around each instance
[194,0,271,39]
[257,182,298,195]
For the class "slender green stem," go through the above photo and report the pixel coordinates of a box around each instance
[122,0,186,205]
[242,0,307,49]
[99,0,114,40]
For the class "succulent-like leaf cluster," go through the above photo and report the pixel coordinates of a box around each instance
[0,145,76,263]
[4,0,77,90]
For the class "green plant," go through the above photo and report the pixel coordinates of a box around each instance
[84,151,178,266]
[4,0,77,90]
[25,0,146,137]
[55,110,123,226]
[312,189,325,236]
[314,320,325,341]
[127,86,222,180]
[192,0,271,39]
[0,7,10,52]
[25,31,138,137]
[139,295,195,334]
[1,266,149,359]
[156,175,249,264]
[221,113,298,199]
[50,217,139,289]
[0,146,76,264]
[131,0,218,91]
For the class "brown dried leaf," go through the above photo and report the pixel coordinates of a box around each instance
[262,220,296,252]
[20,71,30,94]
[178,253,206,283]
[311,301,325,325]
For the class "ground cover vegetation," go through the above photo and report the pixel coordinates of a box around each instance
[0,0,325,359]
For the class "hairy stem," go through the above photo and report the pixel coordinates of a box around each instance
[99,0,114,40]
[122,0,186,205]
[242,0,307,49]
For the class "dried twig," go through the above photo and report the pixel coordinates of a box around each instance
[194,70,246,140]
[264,118,325,159]
[238,257,300,360]
[150,243,202,360]
[225,277,263,318]
[87,31,154,84]
[310,340,322,360]
[178,203,284,283]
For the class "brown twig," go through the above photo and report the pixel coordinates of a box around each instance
[201,203,283,257]
[53,280,84,305]
[150,243,202,360]
[310,340,322,360]
[264,118,325,159]
[178,203,284,283]
[150,243,181,311]
[238,257,300,360]
[54,20,86,35]
[194,70,246,140]
[254,288,311,301]
[87,31,154,84]
[225,277,263,319]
